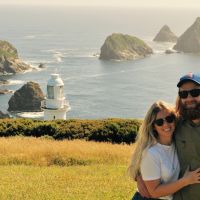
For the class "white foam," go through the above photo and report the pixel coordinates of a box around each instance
[53,52,66,63]
[24,35,36,39]
[24,59,54,65]
[16,112,44,119]
[153,50,166,54]
[91,53,100,57]
[42,48,79,53]
[145,40,175,54]
[53,55,62,63]
[41,48,99,59]
[72,54,99,58]
[8,80,25,85]
[62,73,108,81]
[20,68,37,74]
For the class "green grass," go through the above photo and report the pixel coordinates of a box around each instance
[0,137,136,199]
[106,33,148,52]
[0,40,18,59]
[0,165,135,200]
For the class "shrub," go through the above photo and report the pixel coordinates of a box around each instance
[0,118,142,144]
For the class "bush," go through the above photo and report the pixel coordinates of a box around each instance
[0,118,142,144]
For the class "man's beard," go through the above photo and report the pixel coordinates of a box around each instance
[180,101,200,120]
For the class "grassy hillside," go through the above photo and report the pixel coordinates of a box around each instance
[0,137,136,199]
[0,40,18,59]
[100,33,153,60]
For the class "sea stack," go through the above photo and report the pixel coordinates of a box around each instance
[173,17,200,53]
[8,82,45,112]
[153,25,177,42]
[99,33,153,61]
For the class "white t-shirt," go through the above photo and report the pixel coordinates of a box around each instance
[140,143,180,200]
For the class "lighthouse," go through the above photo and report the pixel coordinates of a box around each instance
[41,74,70,120]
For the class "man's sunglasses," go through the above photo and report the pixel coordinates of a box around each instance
[178,88,200,99]
[154,114,175,126]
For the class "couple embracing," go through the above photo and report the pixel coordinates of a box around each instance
[129,73,200,200]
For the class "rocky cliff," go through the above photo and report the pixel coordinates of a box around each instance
[8,82,45,112]
[153,25,177,42]
[173,17,200,53]
[99,33,153,60]
[0,40,31,74]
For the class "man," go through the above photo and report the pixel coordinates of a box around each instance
[173,72,200,200]
[137,73,200,200]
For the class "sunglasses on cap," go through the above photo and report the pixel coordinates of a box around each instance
[154,114,175,126]
[178,88,200,99]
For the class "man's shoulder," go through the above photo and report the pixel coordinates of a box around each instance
[174,118,188,140]
[175,118,185,132]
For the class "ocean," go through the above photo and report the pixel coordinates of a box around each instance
[0,6,199,119]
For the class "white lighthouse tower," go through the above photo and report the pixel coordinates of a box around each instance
[41,74,70,120]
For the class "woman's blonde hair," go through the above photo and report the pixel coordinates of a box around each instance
[128,100,176,180]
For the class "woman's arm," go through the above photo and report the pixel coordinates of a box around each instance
[136,175,151,198]
[144,168,200,198]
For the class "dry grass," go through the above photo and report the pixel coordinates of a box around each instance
[0,136,134,166]
[0,137,136,199]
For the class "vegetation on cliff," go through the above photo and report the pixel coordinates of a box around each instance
[0,40,18,59]
[0,40,31,74]
[100,33,153,60]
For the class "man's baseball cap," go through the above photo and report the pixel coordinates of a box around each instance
[177,72,200,87]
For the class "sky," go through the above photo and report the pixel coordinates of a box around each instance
[0,0,200,7]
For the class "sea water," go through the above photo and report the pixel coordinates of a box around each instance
[0,6,199,119]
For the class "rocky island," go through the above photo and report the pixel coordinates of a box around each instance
[0,40,31,74]
[99,33,153,60]
[173,17,200,53]
[153,25,177,42]
[8,82,45,112]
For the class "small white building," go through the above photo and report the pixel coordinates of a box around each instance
[41,74,70,120]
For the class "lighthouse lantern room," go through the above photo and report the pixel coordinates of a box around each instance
[41,74,70,120]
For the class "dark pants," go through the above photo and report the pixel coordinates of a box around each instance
[132,192,160,200]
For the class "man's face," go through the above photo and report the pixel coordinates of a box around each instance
[179,81,200,120]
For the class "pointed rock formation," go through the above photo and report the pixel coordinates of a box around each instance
[8,82,45,112]
[173,17,200,53]
[99,33,153,60]
[153,25,177,42]
[0,40,31,74]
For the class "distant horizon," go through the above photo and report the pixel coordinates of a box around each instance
[1,4,200,10]
[1,0,200,8]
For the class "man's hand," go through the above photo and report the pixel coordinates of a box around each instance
[136,175,151,198]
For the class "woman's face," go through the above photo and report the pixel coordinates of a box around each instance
[153,109,175,145]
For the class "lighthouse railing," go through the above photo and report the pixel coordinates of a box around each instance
[41,99,70,110]
[41,100,46,109]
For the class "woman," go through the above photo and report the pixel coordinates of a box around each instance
[129,100,200,200]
